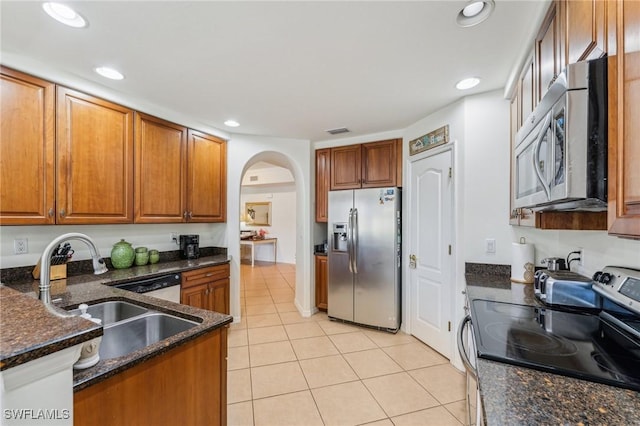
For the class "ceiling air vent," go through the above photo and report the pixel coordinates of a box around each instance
[326,127,350,135]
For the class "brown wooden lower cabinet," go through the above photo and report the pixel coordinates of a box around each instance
[74,327,227,426]
[181,264,230,315]
[315,255,328,311]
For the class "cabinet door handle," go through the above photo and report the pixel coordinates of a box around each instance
[48,208,55,217]
[187,211,193,219]
[183,211,188,219]
[205,273,214,277]
[59,208,66,218]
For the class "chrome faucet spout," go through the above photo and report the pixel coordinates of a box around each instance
[39,233,108,313]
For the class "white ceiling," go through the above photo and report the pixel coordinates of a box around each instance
[0,1,549,143]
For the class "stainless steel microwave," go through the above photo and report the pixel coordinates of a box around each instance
[513,57,607,211]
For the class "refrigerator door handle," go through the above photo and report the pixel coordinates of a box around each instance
[348,208,354,273]
[352,208,358,274]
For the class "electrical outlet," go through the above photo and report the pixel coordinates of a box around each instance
[13,238,28,254]
[485,238,496,254]
[170,232,178,244]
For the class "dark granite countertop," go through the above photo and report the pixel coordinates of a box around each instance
[1,255,233,391]
[464,264,640,426]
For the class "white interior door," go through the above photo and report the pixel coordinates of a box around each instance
[409,149,453,358]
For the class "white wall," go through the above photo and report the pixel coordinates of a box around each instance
[227,134,313,322]
[0,223,227,268]
[240,184,297,264]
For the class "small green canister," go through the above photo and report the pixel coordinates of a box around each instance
[110,239,135,269]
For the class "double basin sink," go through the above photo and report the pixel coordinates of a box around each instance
[69,301,199,360]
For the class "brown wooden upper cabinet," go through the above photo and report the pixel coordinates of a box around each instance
[607,0,640,238]
[315,148,330,222]
[135,114,226,223]
[535,2,562,103]
[0,67,56,225]
[330,139,400,191]
[565,0,608,64]
[187,130,227,223]
[134,113,188,223]
[56,87,135,224]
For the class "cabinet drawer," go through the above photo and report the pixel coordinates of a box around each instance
[181,264,230,289]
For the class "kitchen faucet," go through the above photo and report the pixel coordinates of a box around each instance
[38,232,108,316]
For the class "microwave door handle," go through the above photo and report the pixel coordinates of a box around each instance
[533,114,552,200]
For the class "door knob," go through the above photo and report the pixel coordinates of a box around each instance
[409,254,417,269]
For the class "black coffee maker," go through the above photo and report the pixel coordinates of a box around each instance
[179,235,200,259]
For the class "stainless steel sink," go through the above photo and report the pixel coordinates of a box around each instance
[69,301,148,325]
[99,313,199,359]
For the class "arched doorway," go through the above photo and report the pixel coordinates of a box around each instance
[226,137,313,325]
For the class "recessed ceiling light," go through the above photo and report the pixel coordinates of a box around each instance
[456,77,480,90]
[95,67,124,80]
[224,120,240,128]
[456,0,495,27]
[42,2,87,28]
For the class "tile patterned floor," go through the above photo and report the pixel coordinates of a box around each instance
[228,262,467,426]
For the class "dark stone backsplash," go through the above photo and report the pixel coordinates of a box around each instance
[465,262,511,277]
[0,246,227,284]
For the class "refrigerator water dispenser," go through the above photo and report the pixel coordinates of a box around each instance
[332,223,348,252]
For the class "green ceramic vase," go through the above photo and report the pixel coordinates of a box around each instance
[110,239,135,269]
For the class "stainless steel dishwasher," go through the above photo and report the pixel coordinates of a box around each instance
[115,273,181,303]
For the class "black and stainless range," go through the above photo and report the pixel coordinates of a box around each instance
[470,266,640,392]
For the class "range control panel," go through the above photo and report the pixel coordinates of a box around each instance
[592,266,640,315]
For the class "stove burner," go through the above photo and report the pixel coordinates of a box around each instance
[484,322,579,356]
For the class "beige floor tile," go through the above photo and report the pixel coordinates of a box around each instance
[245,303,278,316]
[317,319,363,335]
[246,313,282,328]
[269,288,294,297]
[284,322,325,340]
[271,293,294,303]
[250,361,309,399]
[391,406,463,426]
[279,311,315,324]
[291,335,339,360]
[247,325,288,345]
[227,401,253,426]
[382,342,448,370]
[343,348,403,379]
[329,331,377,353]
[229,318,248,330]
[409,364,466,404]
[227,329,248,348]
[227,369,252,404]
[362,420,394,426]
[249,340,297,367]
[363,372,439,417]
[364,330,417,347]
[265,280,290,289]
[444,400,469,426]
[275,302,298,313]
[253,390,323,426]
[244,289,271,298]
[245,296,274,306]
[243,283,268,291]
[299,354,359,388]
[312,311,329,321]
[312,381,387,426]
[228,346,250,370]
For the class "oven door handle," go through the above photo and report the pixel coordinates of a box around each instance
[533,113,552,201]
[457,315,477,379]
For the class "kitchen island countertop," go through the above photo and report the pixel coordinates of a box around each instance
[465,266,640,426]
[1,255,233,391]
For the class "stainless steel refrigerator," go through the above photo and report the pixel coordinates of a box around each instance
[328,187,401,332]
